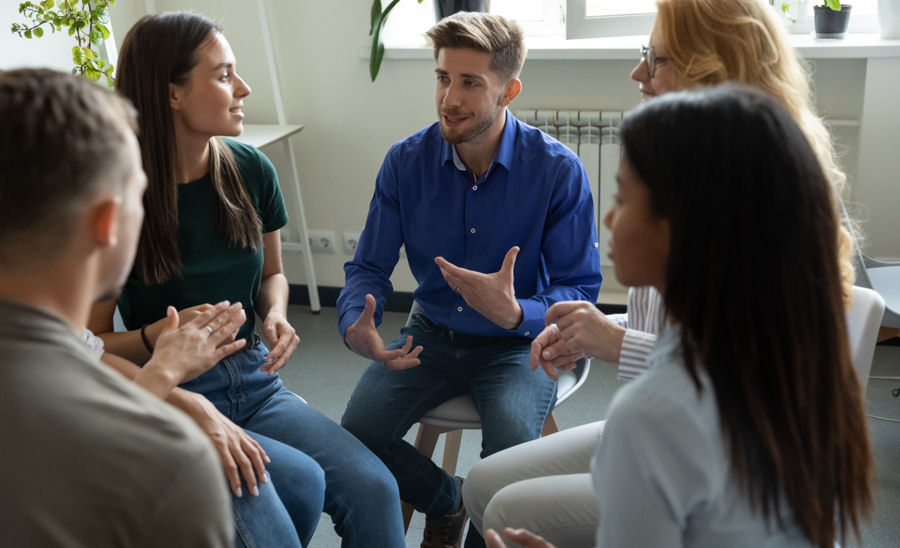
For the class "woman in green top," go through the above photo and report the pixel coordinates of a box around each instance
[89,11,405,547]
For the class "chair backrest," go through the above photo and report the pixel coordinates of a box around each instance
[836,193,874,289]
[845,286,885,395]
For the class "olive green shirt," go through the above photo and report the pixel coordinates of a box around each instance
[119,140,288,340]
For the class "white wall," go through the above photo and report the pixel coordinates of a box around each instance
[4,0,897,300]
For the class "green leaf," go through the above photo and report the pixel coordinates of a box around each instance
[24,29,32,38]
[370,23,385,81]
[33,26,43,37]
[370,0,382,35]
[96,22,109,39]
[85,68,101,81]
[89,26,102,45]
[72,44,83,63]
[82,46,94,59]
[825,0,842,11]
[41,0,54,8]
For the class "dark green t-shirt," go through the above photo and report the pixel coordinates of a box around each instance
[119,139,288,340]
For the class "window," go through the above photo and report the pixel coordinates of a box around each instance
[567,0,882,40]
[382,0,565,47]
[566,0,656,39]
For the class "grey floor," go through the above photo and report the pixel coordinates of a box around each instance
[277,305,900,548]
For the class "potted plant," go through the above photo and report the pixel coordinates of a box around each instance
[813,0,852,38]
[368,0,488,82]
[10,0,116,86]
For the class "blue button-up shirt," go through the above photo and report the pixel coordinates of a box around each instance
[338,110,602,339]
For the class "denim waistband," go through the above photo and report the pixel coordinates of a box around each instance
[411,310,529,347]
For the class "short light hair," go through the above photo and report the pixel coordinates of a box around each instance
[426,12,526,82]
[0,69,137,259]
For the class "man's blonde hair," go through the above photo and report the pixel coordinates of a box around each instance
[426,12,526,82]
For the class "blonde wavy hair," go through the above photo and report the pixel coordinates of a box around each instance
[654,0,856,303]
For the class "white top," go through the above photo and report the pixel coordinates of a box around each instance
[591,325,810,548]
[608,285,667,381]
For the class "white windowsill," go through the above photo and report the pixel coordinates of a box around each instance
[361,33,900,61]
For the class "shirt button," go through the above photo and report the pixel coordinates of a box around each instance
[457,306,463,312]
[524,331,531,336]
[472,185,478,191]
[593,242,599,248]
[470,228,476,234]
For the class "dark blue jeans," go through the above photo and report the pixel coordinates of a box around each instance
[181,340,405,547]
[340,310,557,545]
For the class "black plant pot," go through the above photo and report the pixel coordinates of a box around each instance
[434,0,487,20]
[814,4,852,38]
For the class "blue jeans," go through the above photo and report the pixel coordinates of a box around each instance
[181,341,405,548]
[340,310,557,545]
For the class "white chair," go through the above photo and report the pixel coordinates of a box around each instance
[845,286,885,395]
[839,198,899,330]
[399,304,591,530]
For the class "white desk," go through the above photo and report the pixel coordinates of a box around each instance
[234,123,321,313]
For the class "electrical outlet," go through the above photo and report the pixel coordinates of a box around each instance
[343,232,360,254]
[308,230,336,253]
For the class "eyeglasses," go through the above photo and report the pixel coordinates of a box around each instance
[640,45,668,79]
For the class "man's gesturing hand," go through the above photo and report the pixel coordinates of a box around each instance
[344,294,423,370]
[434,246,523,330]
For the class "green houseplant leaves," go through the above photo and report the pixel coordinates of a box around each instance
[369,0,425,82]
[10,0,117,87]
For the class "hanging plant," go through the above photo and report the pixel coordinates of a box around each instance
[369,0,425,82]
[10,0,116,87]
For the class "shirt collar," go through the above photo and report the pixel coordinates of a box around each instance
[441,108,517,173]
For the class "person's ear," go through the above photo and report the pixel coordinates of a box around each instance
[500,78,522,107]
[87,197,121,247]
[169,82,183,112]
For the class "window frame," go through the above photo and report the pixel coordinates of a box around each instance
[565,0,655,39]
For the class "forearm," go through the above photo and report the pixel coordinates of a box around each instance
[255,272,289,320]
[95,326,161,364]
[100,350,198,402]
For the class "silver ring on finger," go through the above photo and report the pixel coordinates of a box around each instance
[206,326,213,334]
[454,286,460,293]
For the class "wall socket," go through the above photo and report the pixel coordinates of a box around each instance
[343,232,360,254]
[308,230,336,253]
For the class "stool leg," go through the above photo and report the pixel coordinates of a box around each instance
[541,412,560,436]
[441,429,463,477]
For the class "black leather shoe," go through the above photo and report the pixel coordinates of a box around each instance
[421,478,468,548]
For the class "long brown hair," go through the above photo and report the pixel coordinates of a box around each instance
[116,12,260,284]
[619,84,872,548]
[654,0,857,305]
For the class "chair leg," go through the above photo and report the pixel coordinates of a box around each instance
[441,430,463,477]
[542,412,560,437]
[402,423,446,533]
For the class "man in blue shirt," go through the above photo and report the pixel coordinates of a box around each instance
[338,12,602,548]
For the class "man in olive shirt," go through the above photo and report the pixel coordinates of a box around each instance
[0,69,233,546]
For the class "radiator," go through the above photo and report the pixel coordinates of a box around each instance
[516,109,623,266]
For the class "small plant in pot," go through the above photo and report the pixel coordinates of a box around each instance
[814,0,852,38]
